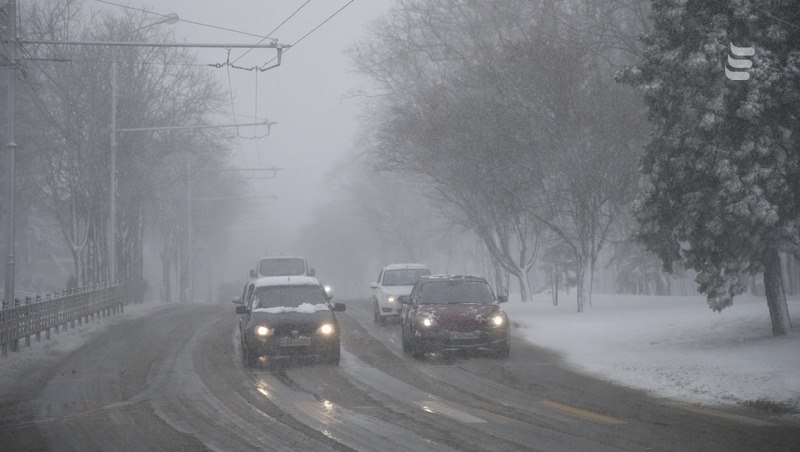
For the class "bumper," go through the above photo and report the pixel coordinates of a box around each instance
[377,301,402,317]
[415,329,509,353]
[245,334,339,359]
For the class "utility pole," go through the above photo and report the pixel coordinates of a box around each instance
[186,153,192,303]
[4,0,16,306]
[17,39,288,289]
[109,53,117,282]
[13,37,286,299]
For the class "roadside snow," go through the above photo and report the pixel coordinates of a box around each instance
[503,293,800,410]
[0,302,168,399]
[255,303,329,314]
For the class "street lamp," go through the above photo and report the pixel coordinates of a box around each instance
[3,0,16,306]
[134,13,179,31]
[109,13,178,282]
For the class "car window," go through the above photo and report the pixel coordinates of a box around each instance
[410,281,421,299]
[382,269,431,286]
[377,270,383,284]
[418,281,495,304]
[246,283,256,308]
[255,285,327,309]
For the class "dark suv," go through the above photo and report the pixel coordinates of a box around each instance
[235,276,345,367]
[400,275,510,358]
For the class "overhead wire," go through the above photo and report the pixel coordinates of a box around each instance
[230,0,312,65]
[257,0,355,69]
[95,0,271,39]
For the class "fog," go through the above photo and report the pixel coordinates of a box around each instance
[98,0,397,299]
[1,2,799,449]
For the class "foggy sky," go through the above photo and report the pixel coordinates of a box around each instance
[94,0,393,277]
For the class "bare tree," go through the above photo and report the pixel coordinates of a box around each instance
[19,1,230,297]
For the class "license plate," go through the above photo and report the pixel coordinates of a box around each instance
[449,332,479,340]
[279,337,311,347]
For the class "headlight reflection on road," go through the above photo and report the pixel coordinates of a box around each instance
[255,382,272,398]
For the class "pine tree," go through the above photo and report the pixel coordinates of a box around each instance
[621,0,800,335]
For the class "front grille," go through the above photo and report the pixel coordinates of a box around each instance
[439,318,484,331]
[272,325,316,335]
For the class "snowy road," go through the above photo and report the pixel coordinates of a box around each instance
[0,301,797,451]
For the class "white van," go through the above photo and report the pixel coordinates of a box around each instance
[251,255,314,279]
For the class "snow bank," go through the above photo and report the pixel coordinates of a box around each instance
[254,303,329,314]
[0,302,168,399]
[504,293,800,410]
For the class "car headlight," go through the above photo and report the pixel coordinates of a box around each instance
[318,323,335,335]
[491,314,506,327]
[324,285,332,294]
[419,317,438,328]
[255,325,271,336]
[383,294,396,303]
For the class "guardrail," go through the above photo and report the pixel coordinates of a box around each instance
[0,282,124,357]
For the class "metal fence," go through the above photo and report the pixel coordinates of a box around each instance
[0,282,124,357]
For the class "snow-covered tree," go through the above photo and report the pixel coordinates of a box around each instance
[622,0,800,335]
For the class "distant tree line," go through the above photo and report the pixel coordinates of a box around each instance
[0,0,245,302]
[344,0,798,335]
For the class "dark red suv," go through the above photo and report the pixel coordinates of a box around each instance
[400,275,510,358]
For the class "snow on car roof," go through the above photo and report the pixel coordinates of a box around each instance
[253,275,321,287]
[258,255,305,260]
[383,263,429,270]
[254,303,330,314]
[419,274,487,282]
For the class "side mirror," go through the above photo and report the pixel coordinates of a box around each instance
[333,303,346,312]
[249,269,256,278]
[369,282,378,289]
[497,295,508,303]
[232,296,242,305]
[308,268,315,277]
[235,305,250,315]
[398,295,411,304]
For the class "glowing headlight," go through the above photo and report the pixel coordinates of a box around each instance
[255,325,270,336]
[324,285,332,294]
[420,317,437,327]
[319,323,335,335]
[384,294,396,303]
[491,315,505,327]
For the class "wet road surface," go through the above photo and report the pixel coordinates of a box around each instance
[0,301,798,451]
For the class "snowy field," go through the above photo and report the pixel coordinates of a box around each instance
[504,293,800,412]
[0,302,169,397]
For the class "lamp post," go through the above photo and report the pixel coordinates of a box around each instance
[13,33,286,296]
[109,14,179,282]
[3,0,16,306]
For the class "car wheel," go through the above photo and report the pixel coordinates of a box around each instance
[323,347,341,365]
[373,300,385,325]
[496,341,510,359]
[410,334,425,359]
[242,345,257,368]
[401,325,411,353]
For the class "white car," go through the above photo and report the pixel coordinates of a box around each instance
[370,263,431,325]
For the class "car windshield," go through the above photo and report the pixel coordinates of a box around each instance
[258,258,305,277]
[382,268,431,286]
[254,285,326,309]
[418,281,495,304]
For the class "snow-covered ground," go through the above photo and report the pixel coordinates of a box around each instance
[0,302,169,397]
[504,293,800,412]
